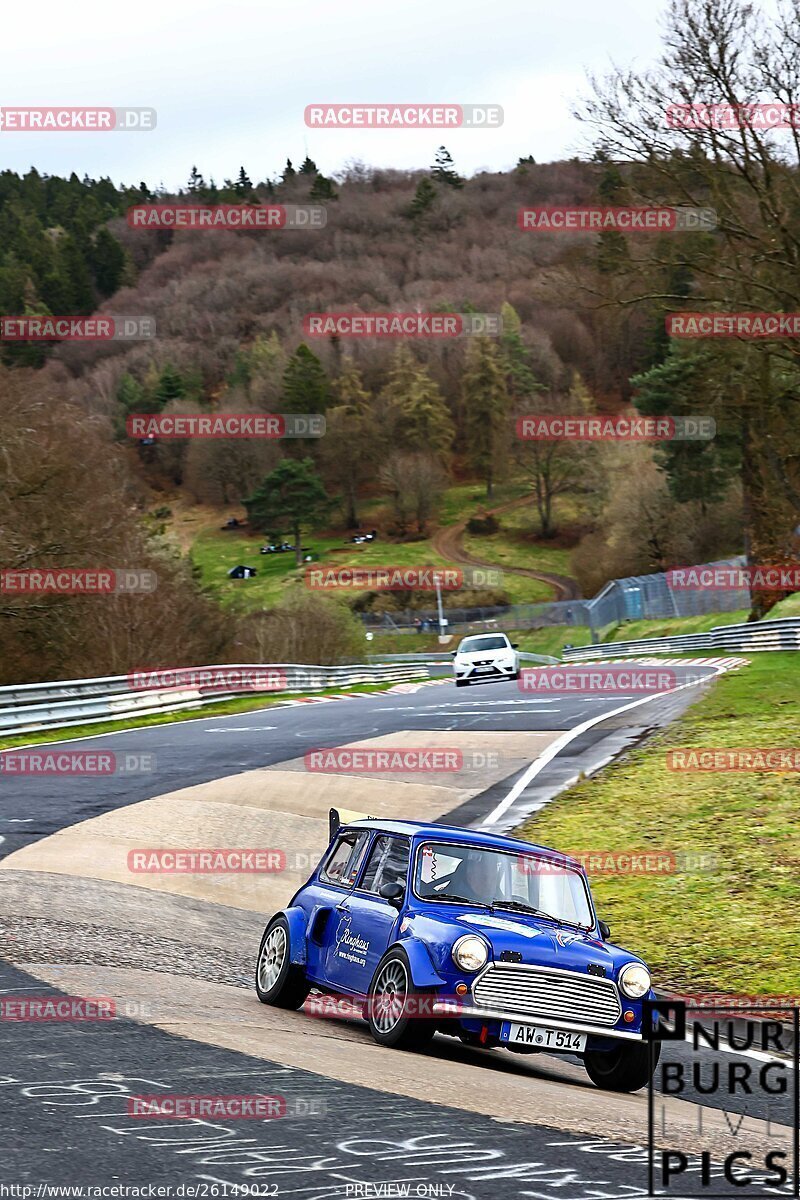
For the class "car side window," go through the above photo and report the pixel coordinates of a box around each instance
[360,835,410,895]
[319,831,370,888]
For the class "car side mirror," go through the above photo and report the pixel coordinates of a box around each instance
[450,650,457,657]
[379,882,405,907]
[598,920,611,941]
[511,643,519,649]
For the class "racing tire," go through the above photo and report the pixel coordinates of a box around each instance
[583,1041,660,1092]
[366,948,436,1051]
[510,670,521,681]
[455,679,469,688]
[255,916,310,1009]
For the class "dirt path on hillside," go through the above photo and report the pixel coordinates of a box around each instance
[432,493,581,601]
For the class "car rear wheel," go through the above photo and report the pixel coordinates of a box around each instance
[584,1042,659,1092]
[366,949,435,1050]
[255,916,310,1009]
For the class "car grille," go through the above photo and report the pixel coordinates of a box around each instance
[472,963,621,1027]
[473,660,495,666]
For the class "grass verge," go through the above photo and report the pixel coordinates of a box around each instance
[516,653,800,996]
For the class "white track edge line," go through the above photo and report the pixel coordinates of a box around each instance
[482,664,729,828]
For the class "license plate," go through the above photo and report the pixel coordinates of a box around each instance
[501,1022,586,1053]
[474,666,494,674]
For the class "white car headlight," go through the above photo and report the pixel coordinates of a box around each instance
[452,935,489,973]
[619,962,651,999]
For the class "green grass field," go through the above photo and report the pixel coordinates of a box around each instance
[191,528,464,610]
[517,653,800,996]
[189,481,579,610]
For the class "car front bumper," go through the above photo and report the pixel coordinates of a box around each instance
[431,1001,644,1042]
[454,662,517,680]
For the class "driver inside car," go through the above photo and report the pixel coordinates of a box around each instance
[433,852,501,904]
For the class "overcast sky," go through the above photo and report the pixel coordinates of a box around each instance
[1,0,672,189]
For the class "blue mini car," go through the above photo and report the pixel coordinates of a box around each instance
[256,811,659,1092]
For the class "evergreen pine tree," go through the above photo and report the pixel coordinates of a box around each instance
[499,302,542,402]
[153,364,187,409]
[281,344,330,413]
[309,174,337,201]
[431,146,463,189]
[234,166,253,196]
[380,346,454,458]
[90,227,126,296]
[187,166,205,195]
[463,337,510,497]
[243,458,330,567]
[408,178,437,224]
[57,233,94,313]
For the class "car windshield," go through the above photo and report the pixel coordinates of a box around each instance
[414,841,593,929]
[458,636,508,652]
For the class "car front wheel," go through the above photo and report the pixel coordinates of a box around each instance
[583,1042,659,1092]
[255,916,310,1009]
[455,679,469,687]
[366,949,436,1050]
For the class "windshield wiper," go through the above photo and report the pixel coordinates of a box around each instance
[492,900,583,927]
[490,900,552,918]
[430,892,491,908]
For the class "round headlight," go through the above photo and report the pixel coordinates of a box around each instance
[619,962,651,999]
[452,935,489,973]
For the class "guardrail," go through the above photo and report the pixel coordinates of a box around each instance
[562,617,800,661]
[0,662,435,738]
[367,652,560,665]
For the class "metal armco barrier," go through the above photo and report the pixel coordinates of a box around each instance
[562,617,800,661]
[0,662,434,737]
[367,652,559,665]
